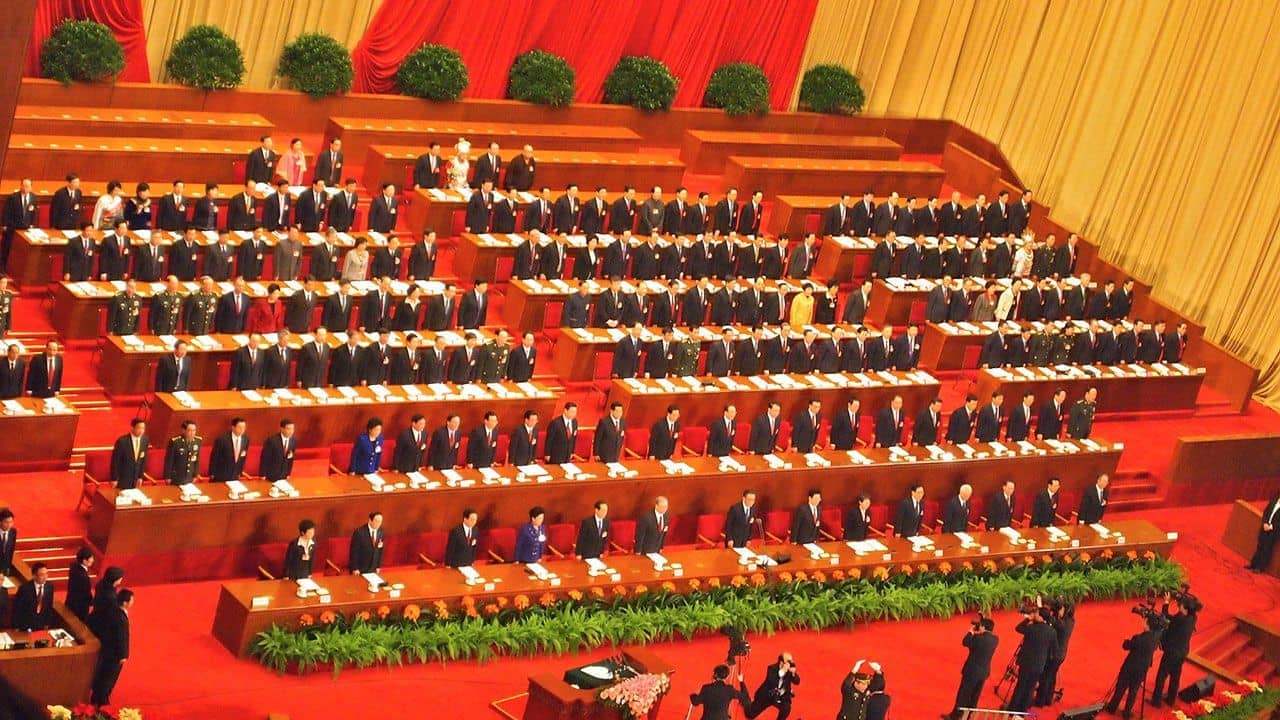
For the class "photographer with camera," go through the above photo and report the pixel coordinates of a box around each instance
[1150,587,1201,708]
[837,663,890,720]
[946,616,998,720]
[1004,597,1056,712]
[745,652,800,720]
[1103,610,1165,719]
[1034,600,1075,707]
[690,664,750,720]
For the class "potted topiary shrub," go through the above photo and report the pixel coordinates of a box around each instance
[798,64,865,115]
[704,62,770,117]
[40,20,125,86]
[508,50,575,107]
[277,32,353,98]
[396,44,469,101]
[603,56,679,111]
[165,24,245,91]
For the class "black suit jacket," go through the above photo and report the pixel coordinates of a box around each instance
[208,432,250,481]
[259,433,297,481]
[458,290,487,329]
[791,503,821,544]
[109,433,148,489]
[975,404,1002,443]
[155,354,191,393]
[912,408,940,446]
[634,511,669,554]
[445,525,478,567]
[829,408,860,450]
[593,417,625,462]
[1030,491,1058,527]
[328,191,358,233]
[367,195,399,233]
[874,407,904,447]
[314,150,344,186]
[283,540,314,580]
[246,148,279,184]
[894,497,924,537]
[426,426,462,470]
[844,506,871,541]
[1037,400,1065,439]
[14,580,56,629]
[707,417,737,457]
[575,516,611,559]
[327,342,361,385]
[216,293,251,334]
[748,415,780,454]
[945,407,974,444]
[1005,403,1034,442]
[508,425,540,466]
[725,502,754,547]
[464,190,494,233]
[473,153,502,187]
[1077,486,1109,524]
[791,411,820,453]
[0,527,13,575]
[941,497,970,533]
[25,354,61,398]
[466,426,499,468]
[155,194,188,231]
[295,189,328,232]
[393,428,428,472]
[543,416,578,464]
[348,525,385,573]
[987,492,1016,530]
[66,563,93,623]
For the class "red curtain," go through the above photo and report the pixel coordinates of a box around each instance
[25,0,150,82]
[351,0,818,109]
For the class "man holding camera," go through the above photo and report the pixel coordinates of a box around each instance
[1104,614,1163,719]
[690,664,750,720]
[946,617,998,720]
[745,653,800,720]
[1005,601,1056,712]
[1150,590,1200,707]
[1035,601,1075,707]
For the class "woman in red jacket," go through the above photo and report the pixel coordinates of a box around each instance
[247,283,287,334]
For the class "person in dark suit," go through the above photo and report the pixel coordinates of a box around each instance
[634,496,671,554]
[704,331,737,378]
[704,405,738,458]
[259,419,298,481]
[215,280,252,334]
[974,392,1004,443]
[829,399,861,451]
[892,325,921,370]
[594,403,625,462]
[575,500,611,559]
[426,416,462,471]
[870,193,898,236]
[791,401,822,454]
[866,328,894,372]
[724,489,757,548]
[941,485,972,533]
[0,509,14,576]
[261,181,292,233]
[508,411,540,466]
[947,619,1000,720]
[647,406,681,460]
[25,341,63,398]
[1005,610,1057,712]
[229,335,265,390]
[0,343,23,399]
[552,186,581,234]
[367,184,399,233]
[327,179,358,233]
[62,222,97,281]
[412,143,444,190]
[1248,493,1280,572]
[1103,617,1162,718]
[503,144,536,190]
[1036,389,1067,440]
[348,511,385,575]
[506,332,537,382]
[65,547,95,623]
[691,664,750,720]
[1029,478,1061,528]
[13,562,56,629]
[189,183,220,231]
[282,520,316,580]
[458,282,489,329]
[392,415,428,472]
[609,187,638,234]
[444,335,478,384]
[738,190,765,236]
[110,418,149,489]
[912,397,942,446]
[2,179,38,270]
[986,480,1016,530]
[89,587,133,707]
[945,396,978,444]
[790,490,823,545]
[960,195,987,237]
[132,236,166,282]
[464,179,496,233]
[844,494,873,541]
[1112,278,1136,320]
[246,136,279,183]
[359,280,394,333]
[207,417,250,482]
[1005,391,1036,442]
[155,181,188,231]
[155,341,192,393]
[465,412,500,468]
[560,285,591,328]
[894,485,925,537]
[313,138,344,186]
[748,404,782,454]
[1077,474,1109,524]
[746,654,801,720]
[294,179,329,232]
[543,403,579,464]
[324,334,359,387]
[445,509,480,567]
[473,142,503,187]
[226,179,258,232]
[50,174,84,230]
[874,396,905,447]
[261,333,294,389]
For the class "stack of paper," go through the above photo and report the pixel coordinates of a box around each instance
[804,453,831,468]
[270,479,299,497]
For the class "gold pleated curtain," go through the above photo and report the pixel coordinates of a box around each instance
[140,0,384,89]
[797,0,1280,408]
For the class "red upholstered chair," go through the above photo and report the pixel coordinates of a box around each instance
[680,426,709,457]
[416,531,449,568]
[494,434,510,465]
[233,159,247,183]
[966,495,986,530]
[402,166,414,196]
[483,527,517,563]
[623,428,650,459]
[242,447,262,478]
[803,211,822,236]
[573,429,594,461]
[820,506,844,540]
[921,499,941,533]
[79,449,114,510]
[546,523,576,558]
[456,435,470,467]
[695,514,726,547]
[608,519,636,553]
[901,417,915,445]
[909,301,927,325]
[857,417,875,447]
[851,254,871,281]
[762,510,791,544]
[816,421,832,450]
[775,421,792,452]
[868,505,890,537]
[1055,491,1080,524]
[450,210,466,237]
[329,443,353,474]
[380,438,398,470]
[142,447,166,485]
[732,422,752,453]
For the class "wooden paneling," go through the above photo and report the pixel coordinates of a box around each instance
[1167,434,1280,505]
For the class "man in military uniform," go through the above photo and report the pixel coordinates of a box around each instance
[670,335,701,377]
[1027,324,1055,367]
[149,275,185,335]
[1050,323,1076,365]
[107,278,143,335]
[476,329,511,383]
[0,276,16,337]
[1067,386,1097,439]
[163,419,202,485]
[184,276,219,335]
[836,664,890,720]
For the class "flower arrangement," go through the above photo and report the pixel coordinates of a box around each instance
[1170,681,1276,719]
[598,673,671,720]
[48,706,142,720]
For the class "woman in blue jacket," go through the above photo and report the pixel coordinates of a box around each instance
[514,506,547,563]
[349,417,384,474]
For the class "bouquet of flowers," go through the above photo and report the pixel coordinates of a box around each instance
[47,706,142,720]
[1170,680,1270,719]
[598,672,671,720]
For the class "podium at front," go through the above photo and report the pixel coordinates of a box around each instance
[523,649,676,720]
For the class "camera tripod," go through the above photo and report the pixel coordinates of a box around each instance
[993,641,1021,704]
[1097,672,1151,719]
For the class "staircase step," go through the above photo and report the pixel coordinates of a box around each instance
[1209,634,1253,665]
[1239,653,1275,681]
[1109,481,1160,498]
[1109,497,1167,513]
[1194,626,1246,660]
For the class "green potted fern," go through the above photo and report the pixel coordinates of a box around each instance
[40,20,125,86]
[508,50,575,107]
[165,24,246,91]
[277,32,353,98]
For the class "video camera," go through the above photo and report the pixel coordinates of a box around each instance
[1131,602,1171,632]
[1164,583,1203,614]
[1017,594,1052,620]
[720,625,751,664]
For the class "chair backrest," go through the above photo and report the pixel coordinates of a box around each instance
[609,519,636,552]
[456,435,470,466]
[546,523,576,555]
[494,434,510,465]
[482,527,517,563]
[623,428,649,457]
[83,449,112,484]
[417,531,449,565]
[733,422,751,452]
[144,447,166,479]
[820,506,843,538]
[763,510,790,540]
[682,426,709,455]
[695,513,726,544]
[775,420,792,451]
[380,437,398,470]
[574,429,595,460]
[1057,491,1079,518]
[402,165,414,195]
[330,442,353,473]
[961,345,983,369]
[869,504,890,532]
[816,421,831,449]
[922,499,941,528]
[241,445,262,478]
[909,300,927,325]
[967,495,986,523]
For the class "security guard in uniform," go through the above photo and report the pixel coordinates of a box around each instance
[149,275,185,335]
[476,330,511,383]
[1050,324,1076,365]
[107,279,143,335]
[671,335,700,377]
[163,419,202,485]
[183,276,219,335]
[0,277,13,337]
[1066,386,1098,439]
[1028,325,1054,366]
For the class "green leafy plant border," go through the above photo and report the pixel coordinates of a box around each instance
[251,554,1183,676]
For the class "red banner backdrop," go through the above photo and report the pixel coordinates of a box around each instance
[24,0,150,82]
[351,0,818,109]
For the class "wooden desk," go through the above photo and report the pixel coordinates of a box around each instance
[612,370,940,429]
[1222,500,1279,577]
[326,118,642,159]
[13,106,272,141]
[503,275,812,334]
[363,146,685,197]
[681,130,900,173]
[98,329,493,396]
[974,363,1205,414]
[51,271,436,340]
[0,559,99,710]
[919,320,1095,371]
[146,380,562,444]
[5,135,261,184]
[525,649,675,720]
[87,437,1121,557]
[723,158,944,197]
[864,278,993,328]
[767,193,975,238]
[0,397,79,471]
[210,517,1171,657]
[405,197,620,258]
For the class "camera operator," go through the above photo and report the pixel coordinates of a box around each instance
[1150,589,1200,708]
[745,652,800,720]
[837,665,890,720]
[1034,600,1075,707]
[1005,598,1056,712]
[690,664,750,720]
[946,616,998,720]
[1103,613,1164,719]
